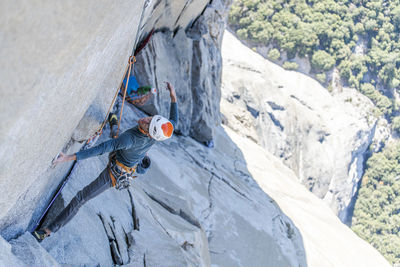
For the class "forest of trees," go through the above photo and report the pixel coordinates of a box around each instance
[352,142,400,264]
[229,0,400,264]
[229,0,400,117]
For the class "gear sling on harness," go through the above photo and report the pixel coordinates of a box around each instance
[108,152,137,190]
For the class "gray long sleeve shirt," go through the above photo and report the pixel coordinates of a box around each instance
[76,102,178,167]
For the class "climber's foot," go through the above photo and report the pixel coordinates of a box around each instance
[108,113,118,127]
[32,229,50,243]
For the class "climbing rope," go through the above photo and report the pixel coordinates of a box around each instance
[83,60,131,147]
[84,29,154,148]
[84,56,135,148]
[117,56,136,137]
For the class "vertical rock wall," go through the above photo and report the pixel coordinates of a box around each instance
[0,0,233,239]
[134,0,230,143]
[0,0,145,238]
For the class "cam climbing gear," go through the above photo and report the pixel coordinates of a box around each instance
[108,152,137,190]
[108,113,118,127]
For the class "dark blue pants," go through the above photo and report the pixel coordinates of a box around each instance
[48,168,112,233]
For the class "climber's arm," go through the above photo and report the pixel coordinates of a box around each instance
[53,133,134,165]
[75,133,133,161]
[165,82,178,128]
[52,152,76,164]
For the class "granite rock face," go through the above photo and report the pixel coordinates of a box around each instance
[2,99,390,266]
[0,1,392,266]
[25,102,305,267]
[0,0,230,239]
[0,235,25,267]
[9,233,61,267]
[220,31,377,223]
[134,0,230,142]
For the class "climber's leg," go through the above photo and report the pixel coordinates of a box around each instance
[46,167,112,233]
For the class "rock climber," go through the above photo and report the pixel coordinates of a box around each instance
[33,82,178,242]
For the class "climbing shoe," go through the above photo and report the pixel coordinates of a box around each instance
[108,112,118,138]
[32,229,48,242]
[108,113,118,127]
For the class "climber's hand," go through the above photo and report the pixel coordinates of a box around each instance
[165,82,177,103]
[52,152,76,165]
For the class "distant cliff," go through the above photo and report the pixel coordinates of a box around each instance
[221,30,382,223]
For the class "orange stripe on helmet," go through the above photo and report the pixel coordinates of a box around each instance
[161,122,174,137]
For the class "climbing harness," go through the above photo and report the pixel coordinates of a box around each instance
[108,152,137,190]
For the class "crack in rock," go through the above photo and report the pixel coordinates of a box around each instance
[210,249,226,255]
[290,94,313,110]
[178,142,251,201]
[272,215,295,240]
[204,175,214,220]
[127,189,140,231]
[122,227,134,263]
[174,0,190,26]
[97,213,131,265]
[147,207,173,239]
[144,190,201,229]
[34,160,78,232]
[233,159,251,179]
[98,213,119,265]
[267,112,284,131]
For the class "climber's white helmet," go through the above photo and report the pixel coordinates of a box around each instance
[149,115,174,141]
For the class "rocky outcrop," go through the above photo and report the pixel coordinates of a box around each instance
[221,30,377,223]
[134,0,230,142]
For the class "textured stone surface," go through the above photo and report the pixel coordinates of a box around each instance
[0,1,391,266]
[0,99,388,266]
[224,125,390,267]
[220,30,377,222]
[0,0,230,240]
[0,0,145,236]
[9,233,60,267]
[35,102,304,266]
[0,235,25,267]
[134,0,232,142]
